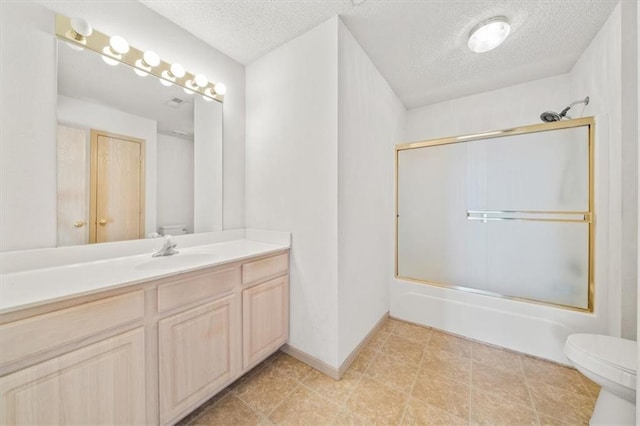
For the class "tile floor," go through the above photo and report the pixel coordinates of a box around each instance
[178,318,600,425]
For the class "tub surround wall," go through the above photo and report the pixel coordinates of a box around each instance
[395,3,635,363]
[246,17,404,369]
[0,0,246,252]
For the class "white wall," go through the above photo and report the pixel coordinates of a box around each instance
[0,0,245,251]
[336,21,405,363]
[157,133,194,233]
[405,73,571,141]
[246,18,340,367]
[396,4,636,363]
[58,95,158,235]
[570,1,638,340]
[637,0,640,416]
[0,2,57,251]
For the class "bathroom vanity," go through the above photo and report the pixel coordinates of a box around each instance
[0,239,289,425]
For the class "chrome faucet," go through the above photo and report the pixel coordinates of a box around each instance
[153,235,179,257]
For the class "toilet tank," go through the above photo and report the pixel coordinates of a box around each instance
[159,224,188,236]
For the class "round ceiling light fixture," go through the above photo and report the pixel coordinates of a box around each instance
[468,16,511,53]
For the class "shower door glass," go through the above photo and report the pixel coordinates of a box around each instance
[395,119,594,311]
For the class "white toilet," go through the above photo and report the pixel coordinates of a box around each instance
[564,334,637,425]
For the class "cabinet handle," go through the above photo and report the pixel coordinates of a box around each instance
[73,221,86,228]
[98,219,107,226]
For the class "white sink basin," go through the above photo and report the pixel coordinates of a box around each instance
[134,253,215,271]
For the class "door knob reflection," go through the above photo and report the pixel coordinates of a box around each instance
[73,221,86,228]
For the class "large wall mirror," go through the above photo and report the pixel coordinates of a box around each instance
[56,40,223,246]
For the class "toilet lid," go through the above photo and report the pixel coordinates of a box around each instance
[565,334,637,389]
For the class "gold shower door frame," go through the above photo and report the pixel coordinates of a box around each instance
[394,117,595,312]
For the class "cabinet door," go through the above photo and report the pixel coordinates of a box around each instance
[243,275,289,369]
[0,328,145,425]
[159,294,240,424]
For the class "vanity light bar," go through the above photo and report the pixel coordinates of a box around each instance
[55,14,224,103]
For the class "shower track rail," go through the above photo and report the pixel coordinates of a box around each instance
[466,210,592,223]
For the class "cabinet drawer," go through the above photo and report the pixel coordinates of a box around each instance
[242,253,288,286]
[0,291,144,367]
[157,266,239,313]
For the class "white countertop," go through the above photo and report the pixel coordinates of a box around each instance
[0,239,289,314]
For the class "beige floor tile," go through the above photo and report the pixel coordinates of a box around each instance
[402,397,468,425]
[268,353,313,381]
[334,408,370,425]
[411,371,470,419]
[469,387,537,425]
[537,413,586,426]
[365,351,419,393]
[422,348,471,384]
[428,331,472,358]
[365,330,391,351]
[578,375,601,399]
[302,368,361,405]
[379,317,402,334]
[349,346,378,374]
[234,363,300,416]
[529,380,595,425]
[345,376,408,424]
[470,342,524,374]
[381,334,426,364]
[268,386,340,425]
[189,395,265,426]
[523,356,591,396]
[471,363,532,407]
[391,320,432,344]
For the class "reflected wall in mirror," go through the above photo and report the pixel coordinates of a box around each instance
[56,40,223,246]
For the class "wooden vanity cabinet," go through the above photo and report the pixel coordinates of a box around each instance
[159,293,240,424]
[243,275,289,369]
[242,253,290,370]
[0,291,146,425]
[0,249,289,426]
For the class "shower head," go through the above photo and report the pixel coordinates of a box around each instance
[539,96,590,123]
[540,111,562,122]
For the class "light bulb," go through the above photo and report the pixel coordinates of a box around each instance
[468,16,510,53]
[67,17,92,44]
[160,79,173,87]
[101,54,119,66]
[213,83,226,95]
[202,95,213,102]
[194,73,208,88]
[143,50,160,67]
[134,68,148,77]
[183,87,194,95]
[170,63,185,79]
[109,35,129,55]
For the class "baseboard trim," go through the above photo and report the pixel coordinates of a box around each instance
[337,311,389,377]
[280,344,341,380]
[281,311,389,380]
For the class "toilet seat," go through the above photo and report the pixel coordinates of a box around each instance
[565,334,637,390]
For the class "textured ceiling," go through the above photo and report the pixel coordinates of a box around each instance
[141,0,618,108]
